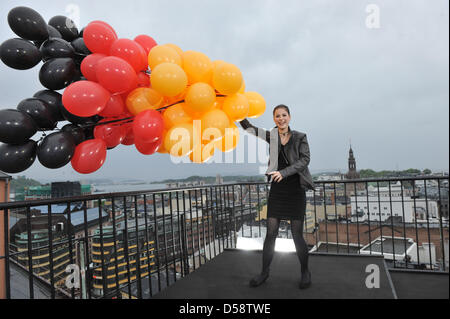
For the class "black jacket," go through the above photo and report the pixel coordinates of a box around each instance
[239,119,315,190]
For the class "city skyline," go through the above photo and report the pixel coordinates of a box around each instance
[0,0,448,182]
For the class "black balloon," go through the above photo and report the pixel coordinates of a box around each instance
[39,57,76,90]
[48,16,79,42]
[17,98,57,131]
[83,126,95,140]
[70,68,85,83]
[0,140,37,174]
[7,6,48,41]
[0,109,37,144]
[37,131,75,169]
[71,37,91,64]
[61,124,85,145]
[34,25,63,48]
[47,25,62,39]
[40,38,75,61]
[61,104,102,125]
[0,38,42,70]
[33,90,64,121]
[78,27,85,38]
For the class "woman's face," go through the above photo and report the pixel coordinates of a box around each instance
[273,108,291,130]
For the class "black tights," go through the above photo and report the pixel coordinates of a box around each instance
[261,217,309,274]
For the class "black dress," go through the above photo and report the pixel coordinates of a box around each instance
[267,142,306,221]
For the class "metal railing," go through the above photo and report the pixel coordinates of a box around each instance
[0,176,448,299]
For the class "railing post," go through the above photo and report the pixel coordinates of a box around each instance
[180,213,189,276]
[0,207,9,299]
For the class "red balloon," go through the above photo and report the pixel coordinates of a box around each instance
[96,56,138,94]
[137,72,150,87]
[132,109,164,143]
[71,139,107,174]
[99,94,126,117]
[134,35,157,55]
[135,137,161,155]
[94,119,127,148]
[89,20,117,38]
[62,80,110,117]
[83,22,118,55]
[121,122,135,145]
[80,53,106,82]
[110,38,148,73]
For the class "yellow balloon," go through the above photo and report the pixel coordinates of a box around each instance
[164,123,193,157]
[222,93,249,122]
[184,82,216,116]
[215,122,240,152]
[244,91,266,118]
[190,143,215,163]
[151,62,188,97]
[148,45,182,70]
[157,130,169,154]
[164,85,189,106]
[201,109,230,138]
[238,79,245,94]
[212,60,225,69]
[212,62,243,95]
[126,87,164,115]
[164,43,183,57]
[163,102,192,129]
[182,51,213,84]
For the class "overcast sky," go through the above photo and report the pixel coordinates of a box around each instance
[0,0,448,182]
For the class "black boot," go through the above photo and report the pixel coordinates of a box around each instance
[299,270,311,289]
[249,269,269,287]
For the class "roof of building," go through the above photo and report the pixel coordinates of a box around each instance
[0,170,12,180]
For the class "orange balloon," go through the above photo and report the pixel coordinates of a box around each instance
[212,62,243,95]
[215,122,240,152]
[164,123,193,157]
[163,102,192,129]
[201,109,230,138]
[222,93,249,121]
[182,51,213,84]
[244,91,266,118]
[213,96,225,109]
[184,82,216,116]
[164,43,183,57]
[148,45,182,70]
[126,87,164,115]
[151,62,188,97]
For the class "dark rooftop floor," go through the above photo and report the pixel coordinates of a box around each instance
[152,249,449,299]
[152,249,399,299]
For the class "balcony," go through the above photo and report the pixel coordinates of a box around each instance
[0,176,448,299]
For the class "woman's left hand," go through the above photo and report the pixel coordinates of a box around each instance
[268,171,283,183]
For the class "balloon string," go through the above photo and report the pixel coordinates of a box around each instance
[72,94,226,129]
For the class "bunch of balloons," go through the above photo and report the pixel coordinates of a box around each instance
[0,6,266,175]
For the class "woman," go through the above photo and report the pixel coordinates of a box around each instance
[239,104,315,289]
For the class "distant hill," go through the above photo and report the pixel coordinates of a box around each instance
[10,176,42,192]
